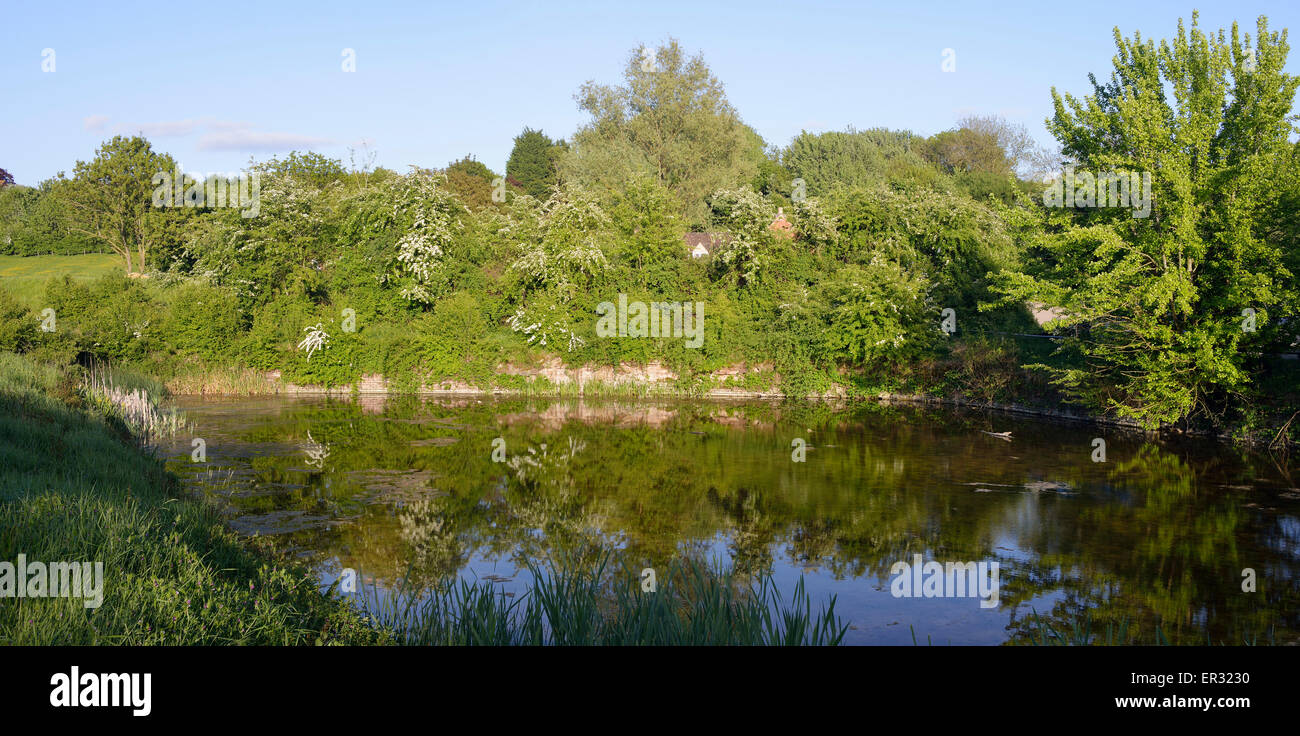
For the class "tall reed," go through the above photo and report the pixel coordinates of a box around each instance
[358,554,849,646]
[81,366,190,443]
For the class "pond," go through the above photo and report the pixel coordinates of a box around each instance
[158,395,1300,645]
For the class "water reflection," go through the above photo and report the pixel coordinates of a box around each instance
[160,396,1300,645]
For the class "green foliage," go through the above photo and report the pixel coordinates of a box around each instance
[996,13,1300,428]
[830,186,1015,322]
[752,148,794,201]
[924,127,1011,176]
[37,272,158,363]
[506,128,562,200]
[0,287,36,351]
[562,38,762,222]
[508,184,611,301]
[443,155,501,211]
[421,291,488,377]
[0,183,101,256]
[783,127,944,196]
[250,151,346,188]
[955,170,1022,205]
[607,178,686,289]
[812,260,936,366]
[158,282,244,357]
[60,136,178,273]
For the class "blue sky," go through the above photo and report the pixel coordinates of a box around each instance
[3,1,1297,185]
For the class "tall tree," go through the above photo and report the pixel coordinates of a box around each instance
[955,114,1057,180]
[62,136,177,273]
[506,128,562,199]
[996,14,1300,428]
[924,127,1011,176]
[253,151,346,188]
[561,38,762,223]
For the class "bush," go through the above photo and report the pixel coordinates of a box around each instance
[0,287,36,351]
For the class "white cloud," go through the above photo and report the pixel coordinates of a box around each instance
[112,118,211,137]
[207,119,254,131]
[83,114,110,132]
[197,130,336,152]
[96,116,334,153]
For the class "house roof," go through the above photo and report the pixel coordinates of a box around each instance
[769,207,795,239]
[684,232,732,249]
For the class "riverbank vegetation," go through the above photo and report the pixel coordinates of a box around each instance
[0,351,856,645]
[1,13,1298,443]
[0,351,385,644]
[5,347,1290,645]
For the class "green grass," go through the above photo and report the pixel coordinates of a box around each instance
[0,253,122,307]
[363,553,849,646]
[0,350,386,645]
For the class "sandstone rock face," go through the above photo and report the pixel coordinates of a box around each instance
[358,374,386,392]
[245,360,810,398]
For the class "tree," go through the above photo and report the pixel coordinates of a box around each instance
[443,155,500,210]
[609,177,682,288]
[0,179,103,255]
[830,186,1014,318]
[506,128,562,199]
[0,168,14,188]
[955,114,1057,180]
[924,127,1011,176]
[561,38,762,222]
[813,260,935,367]
[783,128,942,195]
[252,151,346,188]
[751,148,794,202]
[62,136,177,273]
[995,13,1300,428]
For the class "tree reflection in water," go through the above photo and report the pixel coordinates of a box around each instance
[164,395,1300,644]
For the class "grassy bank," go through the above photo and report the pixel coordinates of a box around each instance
[0,351,386,645]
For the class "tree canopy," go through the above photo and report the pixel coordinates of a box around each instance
[561,38,763,224]
[994,13,1300,427]
[506,128,563,200]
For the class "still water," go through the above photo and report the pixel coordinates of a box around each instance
[159,395,1300,644]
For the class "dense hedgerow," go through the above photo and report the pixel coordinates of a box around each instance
[2,17,1298,432]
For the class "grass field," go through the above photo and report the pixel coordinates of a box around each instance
[0,253,121,306]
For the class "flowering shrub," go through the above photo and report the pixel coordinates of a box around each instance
[297,323,330,361]
[371,170,470,305]
[508,186,611,299]
[506,299,587,353]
